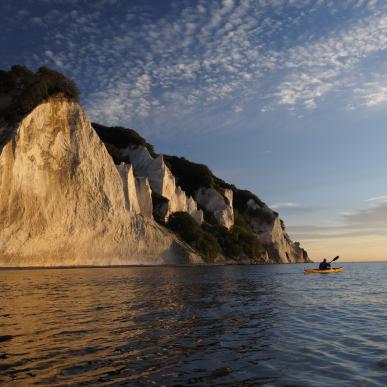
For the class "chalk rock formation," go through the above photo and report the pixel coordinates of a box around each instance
[195,187,234,229]
[123,146,203,223]
[116,163,140,214]
[135,176,153,218]
[243,199,309,263]
[0,99,201,266]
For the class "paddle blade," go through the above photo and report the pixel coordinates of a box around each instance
[331,256,339,262]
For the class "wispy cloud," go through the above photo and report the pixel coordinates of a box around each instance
[289,194,387,241]
[341,199,387,227]
[287,224,387,240]
[270,202,315,213]
[366,195,387,204]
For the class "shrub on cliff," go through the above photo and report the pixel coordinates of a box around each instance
[202,223,242,258]
[167,212,220,262]
[232,211,265,259]
[161,155,269,261]
[92,123,156,160]
[164,155,214,197]
[246,206,275,224]
[232,188,265,213]
[0,65,79,124]
[203,211,264,262]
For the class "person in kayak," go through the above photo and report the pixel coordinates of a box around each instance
[319,258,331,270]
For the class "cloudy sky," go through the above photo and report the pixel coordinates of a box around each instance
[1,0,387,261]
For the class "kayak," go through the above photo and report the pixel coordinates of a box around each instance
[304,267,344,274]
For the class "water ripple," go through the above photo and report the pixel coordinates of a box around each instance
[0,263,386,386]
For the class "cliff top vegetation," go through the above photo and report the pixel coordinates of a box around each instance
[0,65,79,125]
[92,122,156,158]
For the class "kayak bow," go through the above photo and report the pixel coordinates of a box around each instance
[304,267,344,274]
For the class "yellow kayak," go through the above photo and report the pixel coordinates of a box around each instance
[304,267,344,274]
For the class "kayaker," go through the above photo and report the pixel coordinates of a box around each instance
[319,258,331,270]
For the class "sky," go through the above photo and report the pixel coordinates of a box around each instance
[1,0,387,261]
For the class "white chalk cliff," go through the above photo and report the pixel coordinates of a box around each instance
[99,143,307,263]
[135,176,153,218]
[195,187,234,229]
[0,64,311,265]
[243,199,309,263]
[0,99,202,266]
[116,163,141,214]
[122,146,203,223]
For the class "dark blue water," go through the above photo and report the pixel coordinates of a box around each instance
[0,263,386,386]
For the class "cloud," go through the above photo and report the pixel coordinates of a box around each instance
[341,200,387,227]
[271,202,301,210]
[2,0,387,131]
[354,80,387,108]
[44,50,65,69]
[287,224,386,240]
[270,202,317,213]
[275,11,387,109]
[288,195,387,241]
[276,73,335,109]
[31,16,45,26]
[367,195,387,204]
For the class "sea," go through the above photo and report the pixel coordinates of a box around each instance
[0,262,386,386]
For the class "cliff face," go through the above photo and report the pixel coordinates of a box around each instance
[122,146,203,223]
[0,99,201,266]
[195,187,234,229]
[106,141,309,264]
[0,64,310,265]
[243,200,309,263]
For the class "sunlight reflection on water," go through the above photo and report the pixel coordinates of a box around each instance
[0,263,386,386]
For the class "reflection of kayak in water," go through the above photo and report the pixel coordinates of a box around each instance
[304,267,344,274]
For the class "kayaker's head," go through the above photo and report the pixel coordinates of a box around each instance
[323,258,327,263]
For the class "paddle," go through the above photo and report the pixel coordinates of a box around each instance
[329,256,339,263]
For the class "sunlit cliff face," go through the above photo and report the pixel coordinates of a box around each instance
[0,99,200,266]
